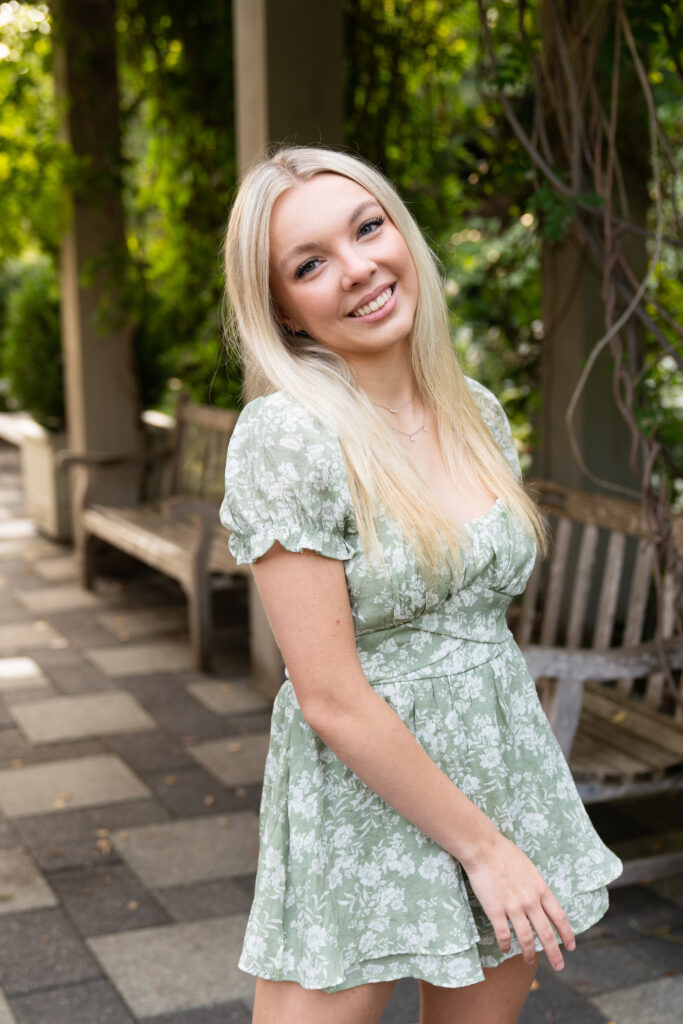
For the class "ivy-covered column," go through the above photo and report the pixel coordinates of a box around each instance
[52,0,141,506]
[537,0,648,493]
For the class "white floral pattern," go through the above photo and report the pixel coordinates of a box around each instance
[220,376,623,993]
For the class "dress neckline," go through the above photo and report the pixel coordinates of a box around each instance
[458,496,504,531]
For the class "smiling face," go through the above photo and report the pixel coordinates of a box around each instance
[268,173,419,369]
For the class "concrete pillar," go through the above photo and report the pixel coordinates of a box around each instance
[232,0,344,173]
[53,0,141,506]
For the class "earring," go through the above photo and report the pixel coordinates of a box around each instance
[283,322,308,338]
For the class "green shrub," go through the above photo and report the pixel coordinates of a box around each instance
[2,257,65,431]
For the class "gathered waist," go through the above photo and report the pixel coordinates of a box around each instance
[282,627,517,690]
[360,635,515,684]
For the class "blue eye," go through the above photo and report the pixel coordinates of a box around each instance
[358,216,384,237]
[294,258,321,280]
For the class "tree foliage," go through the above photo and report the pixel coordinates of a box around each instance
[116,0,240,408]
[2,255,64,428]
[0,3,75,259]
[0,0,679,481]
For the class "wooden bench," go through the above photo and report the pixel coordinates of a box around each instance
[60,394,282,680]
[511,478,683,883]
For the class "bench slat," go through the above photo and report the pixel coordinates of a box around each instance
[578,711,677,771]
[540,517,572,646]
[570,730,656,782]
[582,684,683,759]
[593,530,626,650]
[616,538,654,694]
[566,523,599,647]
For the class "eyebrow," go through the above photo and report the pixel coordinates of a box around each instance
[278,199,381,271]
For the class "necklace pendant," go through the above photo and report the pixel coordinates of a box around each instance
[389,407,398,414]
[409,434,416,442]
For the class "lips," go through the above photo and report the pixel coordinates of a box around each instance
[348,283,395,318]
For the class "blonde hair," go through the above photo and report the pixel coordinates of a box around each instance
[223,146,548,583]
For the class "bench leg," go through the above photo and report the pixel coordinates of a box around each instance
[78,531,97,591]
[542,676,584,758]
[248,575,285,699]
[186,574,212,672]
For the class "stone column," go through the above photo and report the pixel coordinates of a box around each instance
[53,0,141,506]
[232,1,344,692]
[232,0,344,174]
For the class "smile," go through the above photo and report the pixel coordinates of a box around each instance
[349,285,395,318]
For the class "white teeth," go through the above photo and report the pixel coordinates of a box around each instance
[351,287,393,317]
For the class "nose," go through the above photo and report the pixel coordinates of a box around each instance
[339,245,376,291]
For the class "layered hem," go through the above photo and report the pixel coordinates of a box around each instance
[238,881,617,993]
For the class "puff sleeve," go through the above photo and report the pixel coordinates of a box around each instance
[220,394,357,565]
[465,376,523,483]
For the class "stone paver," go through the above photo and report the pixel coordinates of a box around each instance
[0,521,35,541]
[87,915,254,1017]
[1,441,683,1023]
[188,734,270,788]
[31,555,78,583]
[0,847,57,915]
[652,873,683,909]
[86,642,194,677]
[98,607,187,641]
[9,691,157,743]
[0,538,63,561]
[543,937,661,995]
[0,990,16,1024]
[187,680,269,716]
[0,621,64,653]
[112,813,260,888]
[0,755,150,817]
[48,862,170,936]
[591,973,683,1023]
[15,585,104,614]
[142,1005,250,1024]
[7,978,135,1024]
[154,876,255,923]
[0,659,47,693]
[0,907,101,995]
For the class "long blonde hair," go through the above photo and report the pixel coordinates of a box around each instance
[223,146,548,583]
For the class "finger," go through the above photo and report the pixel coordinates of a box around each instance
[541,890,576,951]
[528,908,564,971]
[489,912,511,954]
[509,913,537,965]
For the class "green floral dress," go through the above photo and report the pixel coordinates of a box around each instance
[220,376,622,993]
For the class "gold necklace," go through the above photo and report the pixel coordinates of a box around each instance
[378,396,429,442]
[371,390,417,414]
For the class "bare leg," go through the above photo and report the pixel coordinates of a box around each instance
[252,977,398,1024]
[419,953,540,1024]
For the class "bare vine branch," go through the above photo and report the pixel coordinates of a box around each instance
[476,0,682,707]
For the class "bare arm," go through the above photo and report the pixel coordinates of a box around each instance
[251,542,575,970]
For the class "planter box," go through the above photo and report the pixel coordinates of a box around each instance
[20,421,72,541]
[0,411,175,544]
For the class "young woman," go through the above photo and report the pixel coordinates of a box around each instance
[220,147,622,1024]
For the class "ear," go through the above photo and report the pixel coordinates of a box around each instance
[273,301,302,334]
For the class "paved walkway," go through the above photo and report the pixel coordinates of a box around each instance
[0,440,682,1024]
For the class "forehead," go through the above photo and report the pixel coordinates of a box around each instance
[269,174,379,248]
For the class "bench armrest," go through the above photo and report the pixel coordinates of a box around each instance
[164,497,217,524]
[164,498,219,570]
[57,449,173,470]
[521,636,682,682]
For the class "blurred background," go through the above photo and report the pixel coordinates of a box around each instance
[0,7,682,1023]
[0,0,680,504]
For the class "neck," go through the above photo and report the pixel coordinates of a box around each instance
[347,342,418,409]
